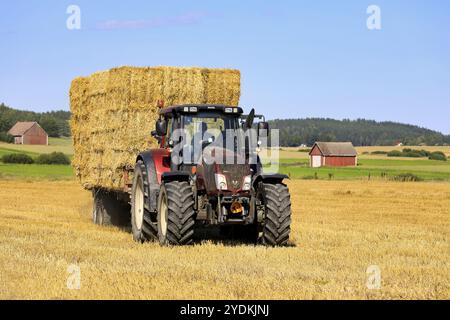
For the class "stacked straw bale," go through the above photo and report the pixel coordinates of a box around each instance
[70,66,240,191]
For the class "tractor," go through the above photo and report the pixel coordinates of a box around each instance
[129,104,291,246]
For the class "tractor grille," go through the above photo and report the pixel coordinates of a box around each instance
[219,164,250,191]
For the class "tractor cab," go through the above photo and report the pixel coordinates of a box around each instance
[152,105,267,169]
[153,105,244,146]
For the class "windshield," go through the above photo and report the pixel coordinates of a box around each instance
[183,113,240,145]
[178,113,251,164]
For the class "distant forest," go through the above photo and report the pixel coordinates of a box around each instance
[269,118,450,147]
[1,103,449,147]
[0,103,70,140]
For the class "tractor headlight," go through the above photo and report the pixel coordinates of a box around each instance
[215,174,228,190]
[242,175,252,191]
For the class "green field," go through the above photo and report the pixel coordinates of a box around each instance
[1,140,450,182]
[0,138,74,180]
[0,138,73,160]
[269,157,450,181]
[0,137,73,155]
[0,163,73,180]
[0,147,39,158]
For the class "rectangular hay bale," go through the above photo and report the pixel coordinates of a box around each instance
[70,66,241,191]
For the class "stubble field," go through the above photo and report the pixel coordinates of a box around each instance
[0,179,448,300]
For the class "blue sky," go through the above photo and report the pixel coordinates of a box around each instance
[1,1,449,133]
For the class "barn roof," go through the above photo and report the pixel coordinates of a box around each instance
[310,142,357,157]
[8,122,39,136]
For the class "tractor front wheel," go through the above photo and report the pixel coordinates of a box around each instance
[256,182,292,246]
[157,181,195,246]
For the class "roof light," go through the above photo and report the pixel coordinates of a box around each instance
[183,107,189,112]
[225,108,233,113]
[189,107,198,112]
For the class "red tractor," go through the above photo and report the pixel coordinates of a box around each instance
[129,104,291,246]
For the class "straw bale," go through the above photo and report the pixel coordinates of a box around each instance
[70,66,240,191]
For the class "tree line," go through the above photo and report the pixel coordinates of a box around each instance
[0,103,71,141]
[269,118,450,147]
[2,102,449,147]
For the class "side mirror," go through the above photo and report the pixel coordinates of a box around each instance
[257,122,269,136]
[245,109,255,130]
[156,119,167,136]
[151,130,162,144]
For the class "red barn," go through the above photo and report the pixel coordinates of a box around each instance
[8,122,48,145]
[309,142,357,168]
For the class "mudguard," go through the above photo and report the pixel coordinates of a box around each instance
[161,171,191,182]
[253,173,289,186]
[136,149,170,213]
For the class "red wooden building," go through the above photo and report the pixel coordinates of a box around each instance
[309,142,357,168]
[8,122,48,145]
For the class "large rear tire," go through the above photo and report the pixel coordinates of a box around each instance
[257,182,291,246]
[92,189,129,227]
[157,181,195,246]
[131,161,158,242]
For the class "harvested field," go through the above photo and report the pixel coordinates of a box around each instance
[0,179,448,299]
[70,66,240,191]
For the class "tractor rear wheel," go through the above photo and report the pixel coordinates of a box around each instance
[131,161,158,242]
[92,189,129,227]
[157,181,195,246]
[257,182,291,246]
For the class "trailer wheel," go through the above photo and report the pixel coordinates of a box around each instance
[131,161,158,242]
[157,181,195,246]
[257,182,291,246]
[92,189,129,227]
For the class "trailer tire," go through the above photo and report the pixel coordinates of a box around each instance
[131,161,158,242]
[157,181,195,246]
[92,189,129,227]
[257,182,291,246]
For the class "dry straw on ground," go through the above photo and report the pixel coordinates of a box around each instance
[0,180,448,299]
[70,66,240,190]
